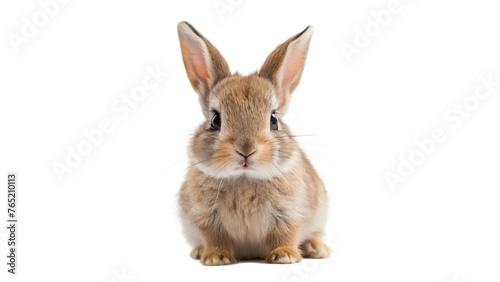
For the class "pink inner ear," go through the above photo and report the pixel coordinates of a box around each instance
[280,45,303,91]
[181,40,210,88]
[190,50,209,87]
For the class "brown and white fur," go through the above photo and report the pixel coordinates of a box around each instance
[177,21,330,265]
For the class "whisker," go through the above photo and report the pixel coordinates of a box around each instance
[298,149,335,168]
[162,156,190,175]
[271,161,295,191]
[197,156,231,187]
[173,155,226,179]
[295,141,334,151]
[272,134,320,139]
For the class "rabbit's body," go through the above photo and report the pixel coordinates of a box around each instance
[180,145,328,260]
[177,22,330,265]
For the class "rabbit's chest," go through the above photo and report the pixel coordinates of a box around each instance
[218,189,277,242]
[216,190,278,258]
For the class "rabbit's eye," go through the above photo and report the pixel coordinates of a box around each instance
[211,111,221,130]
[270,111,278,130]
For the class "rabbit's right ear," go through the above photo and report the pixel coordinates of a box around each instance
[259,26,314,114]
[177,22,231,106]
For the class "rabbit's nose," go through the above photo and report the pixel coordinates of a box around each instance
[236,150,256,160]
[236,150,256,168]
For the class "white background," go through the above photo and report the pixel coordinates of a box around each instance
[1,0,500,281]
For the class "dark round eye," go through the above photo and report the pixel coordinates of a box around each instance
[211,111,221,130]
[270,111,278,130]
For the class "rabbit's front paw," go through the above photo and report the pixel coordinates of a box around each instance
[190,245,203,260]
[201,250,236,266]
[301,238,331,258]
[266,246,302,264]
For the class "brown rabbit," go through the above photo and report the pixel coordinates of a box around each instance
[177,21,330,265]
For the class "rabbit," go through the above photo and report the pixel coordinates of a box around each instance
[177,21,330,265]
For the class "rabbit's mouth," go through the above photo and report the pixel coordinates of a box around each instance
[242,157,252,168]
[240,160,252,169]
[237,158,255,170]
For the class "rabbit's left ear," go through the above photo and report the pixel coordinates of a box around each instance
[259,26,314,112]
[177,21,231,109]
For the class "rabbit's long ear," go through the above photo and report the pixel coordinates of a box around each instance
[177,22,231,105]
[259,26,314,112]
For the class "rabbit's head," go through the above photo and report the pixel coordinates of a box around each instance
[178,21,313,180]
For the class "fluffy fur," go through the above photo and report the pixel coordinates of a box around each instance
[177,21,330,265]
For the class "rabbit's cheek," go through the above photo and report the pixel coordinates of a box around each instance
[212,141,235,163]
[256,140,273,165]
